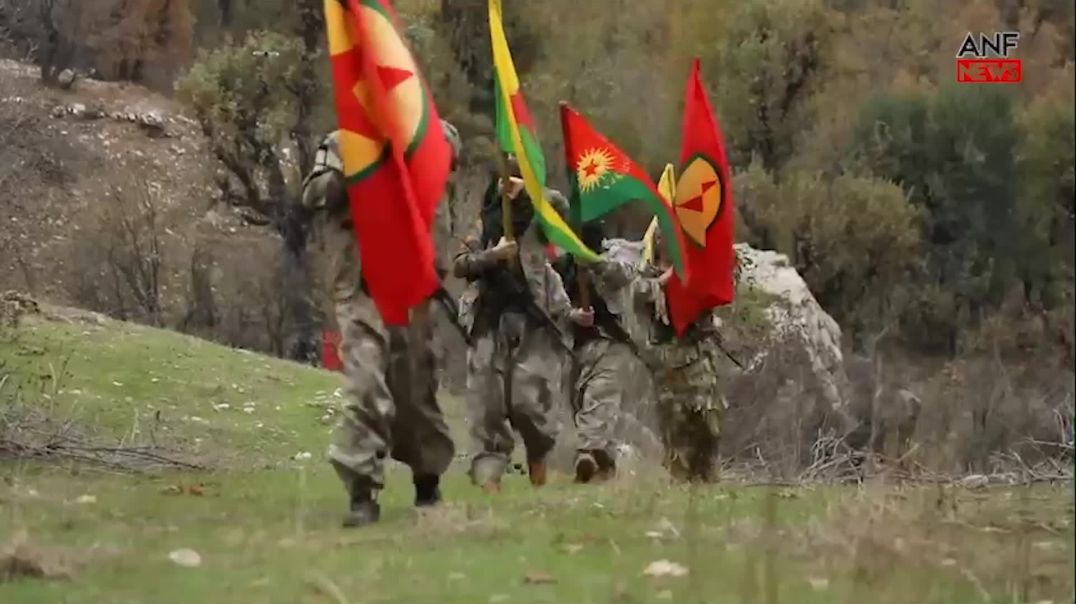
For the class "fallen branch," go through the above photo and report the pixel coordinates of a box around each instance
[0,438,204,472]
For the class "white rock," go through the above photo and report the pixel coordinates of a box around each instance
[734,243,847,410]
[645,518,681,540]
[168,548,202,568]
[807,577,829,590]
[643,560,689,578]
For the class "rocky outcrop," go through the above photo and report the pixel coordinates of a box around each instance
[731,245,849,413]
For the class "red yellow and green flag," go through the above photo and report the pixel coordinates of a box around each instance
[488,0,599,262]
[323,0,453,325]
[665,59,737,336]
[559,102,688,279]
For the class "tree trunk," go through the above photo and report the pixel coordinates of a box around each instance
[183,245,218,333]
[293,0,323,174]
[279,204,318,365]
[218,0,232,27]
[266,153,318,364]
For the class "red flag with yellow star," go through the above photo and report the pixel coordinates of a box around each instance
[323,0,452,325]
[665,59,736,337]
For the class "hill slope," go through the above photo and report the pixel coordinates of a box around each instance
[0,58,296,356]
[1,301,343,469]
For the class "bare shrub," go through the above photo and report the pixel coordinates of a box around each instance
[912,354,1075,475]
[178,242,218,335]
[65,179,177,326]
[189,235,310,358]
[836,331,1075,479]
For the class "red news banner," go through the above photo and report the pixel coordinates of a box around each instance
[956,59,1022,83]
[956,32,1022,84]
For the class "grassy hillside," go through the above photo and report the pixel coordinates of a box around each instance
[1,308,1073,604]
[0,306,344,468]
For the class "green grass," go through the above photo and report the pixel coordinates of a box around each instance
[1,311,347,467]
[2,310,1074,604]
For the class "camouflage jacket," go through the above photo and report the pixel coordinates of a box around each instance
[301,128,458,325]
[567,239,642,345]
[453,188,573,349]
[618,262,722,372]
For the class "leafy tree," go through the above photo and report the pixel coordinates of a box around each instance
[710,0,834,173]
[736,162,922,347]
[1016,84,1075,358]
[178,31,308,232]
[177,30,322,362]
[848,84,1029,353]
[1017,84,1075,309]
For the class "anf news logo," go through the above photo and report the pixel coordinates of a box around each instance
[956,32,1021,83]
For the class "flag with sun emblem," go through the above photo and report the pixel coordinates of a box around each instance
[665,59,736,337]
[323,0,453,325]
[559,102,687,279]
[488,0,599,262]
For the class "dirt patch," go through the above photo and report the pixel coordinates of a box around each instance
[0,531,77,582]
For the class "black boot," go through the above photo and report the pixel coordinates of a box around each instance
[413,474,442,507]
[574,451,598,484]
[342,489,381,528]
[594,449,617,482]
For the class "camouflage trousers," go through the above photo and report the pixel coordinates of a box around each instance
[651,342,726,482]
[466,311,561,485]
[570,338,632,463]
[327,294,454,496]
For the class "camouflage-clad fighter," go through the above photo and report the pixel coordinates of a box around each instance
[552,221,639,483]
[453,159,591,492]
[622,230,727,482]
[300,121,462,527]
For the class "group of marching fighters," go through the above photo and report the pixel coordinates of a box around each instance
[302,0,735,527]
